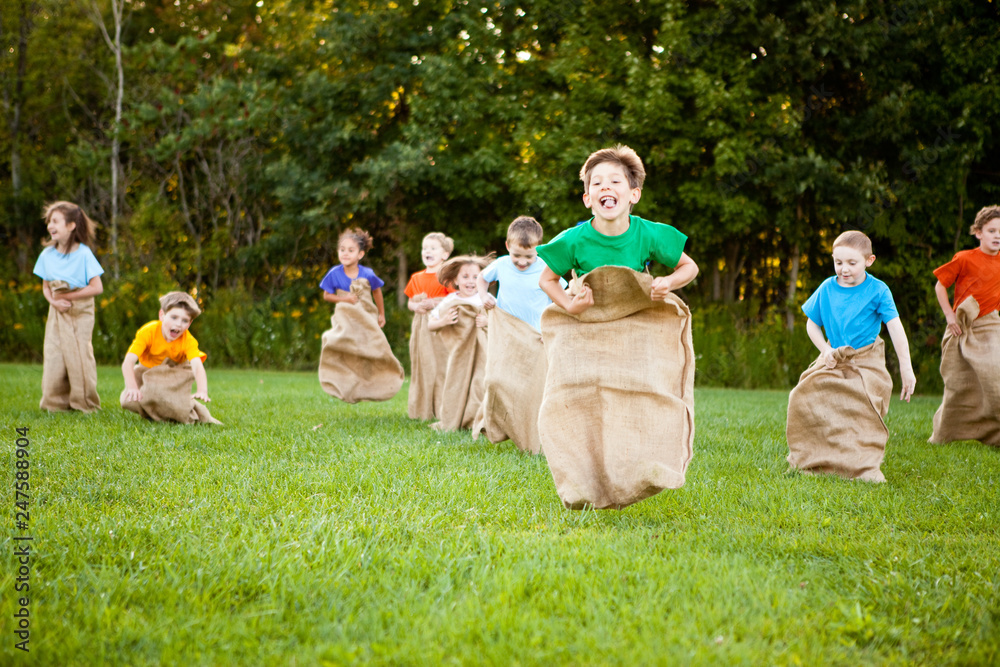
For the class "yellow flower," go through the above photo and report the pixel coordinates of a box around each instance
[14,323,24,330]
[291,310,302,318]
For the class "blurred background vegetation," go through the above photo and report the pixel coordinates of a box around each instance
[2,0,998,390]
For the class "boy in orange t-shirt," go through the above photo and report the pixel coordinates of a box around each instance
[404,232,455,311]
[120,291,209,405]
[930,204,1000,446]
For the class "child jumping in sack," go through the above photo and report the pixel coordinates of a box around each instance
[472,216,564,454]
[427,254,492,431]
[34,201,105,413]
[317,228,404,403]
[786,231,916,482]
[534,144,699,509]
[120,291,220,424]
[404,232,455,420]
[929,205,1000,446]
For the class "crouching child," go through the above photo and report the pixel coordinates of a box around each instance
[786,231,915,482]
[120,291,221,424]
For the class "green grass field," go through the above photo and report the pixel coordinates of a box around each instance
[1,364,998,666]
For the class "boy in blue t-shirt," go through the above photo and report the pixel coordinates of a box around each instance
[801,230,916,398]
[476,216,565,332]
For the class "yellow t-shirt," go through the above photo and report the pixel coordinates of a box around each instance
[127,320,206,368]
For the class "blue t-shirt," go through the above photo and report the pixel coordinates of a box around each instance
[480,255,566,332]
[319,265,384,293]
[33,244,104,289]
[802,275,899,349]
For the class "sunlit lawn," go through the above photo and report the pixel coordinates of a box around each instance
[1,364,997,666]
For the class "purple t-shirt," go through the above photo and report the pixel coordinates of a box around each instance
[319,264,384,293]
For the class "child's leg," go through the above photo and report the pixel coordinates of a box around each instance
[39,304,71,411]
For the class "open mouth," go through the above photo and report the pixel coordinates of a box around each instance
[599,195,617,210]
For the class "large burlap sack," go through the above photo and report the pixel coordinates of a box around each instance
[40,282,100,413]
[407,295,448,420]
[472,307,546,454]
[786,338,892,481]
[929,297,1000,446]
[319,279,404,403]
[121,360,221,424]
[538,266,695,510]
[431,303,487,432]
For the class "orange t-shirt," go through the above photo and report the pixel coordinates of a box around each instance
[404,269,453,299]
[934,248,1000,318]
[127,320,207,368]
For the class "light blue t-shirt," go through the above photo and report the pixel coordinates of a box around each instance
[802,275,899,349]
[481,255,565,332]
[33,244,104,289]
[319,264,384,293]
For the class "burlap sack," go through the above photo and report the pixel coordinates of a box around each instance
[471,307,546,454]
[318,279,404,403]
[538,266,695,510]
[929,297,1000,446]
[407,295,448,420]
[40,282,100,413]
[431,303,487,432]
[121,360,221,424]
[786,338,892,482]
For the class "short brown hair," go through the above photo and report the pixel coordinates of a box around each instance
[579,144,646,190]
[42,201,98,248]
[159,291,202,318]
[339,227,373,252]
[506,216,543,248]
[423,232,454,255]
[832,230,873,257]
[971,205,1000,234]
[436,253,494,289]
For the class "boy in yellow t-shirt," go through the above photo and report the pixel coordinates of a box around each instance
[120,291,209,405]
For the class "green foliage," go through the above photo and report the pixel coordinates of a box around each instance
[1,368,997,664]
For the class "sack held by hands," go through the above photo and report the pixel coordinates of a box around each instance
[407,294,448,420]
[786,338,891,481]
[319,279,404,404]
[538,266,695,510]
[121,360,221,424]
[930,297,1000,446]
[431,303,487,432]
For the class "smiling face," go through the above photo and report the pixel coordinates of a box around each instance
[338,237,364,268]
[832,246,874,287]
[421,238,449,270]
[454,262,481,297]
[506,243,538,271]
[582,162,641,224]
[159,306,194,342]
[47,210,77,251]
[975,217,1000,256]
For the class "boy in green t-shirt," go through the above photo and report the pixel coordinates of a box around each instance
[537,144,699,313]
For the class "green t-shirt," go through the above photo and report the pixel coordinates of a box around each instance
[536,216,688,276]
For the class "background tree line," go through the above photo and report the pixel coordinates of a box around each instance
[1,0,998,389]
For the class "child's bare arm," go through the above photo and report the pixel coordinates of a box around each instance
[476,274,496,310]
[806,318,836,368]
[934,280,961,337]
[323,290,358,305]
[407,296,435,313]
[121,352,142,403]
[650,253,700,301]
[190,357,210,402]
[372,287,386,328]
[540,266,592,314]
[427,307,458,331]
[885,317,916,402]
[42,280,72,313]
[64,275,104,301]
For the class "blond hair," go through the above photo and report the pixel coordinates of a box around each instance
[42,201,98,249]
[159,291,202,318]
[832,230,873,257]
[436,253,494,289]
[507,216,543,248]
[423,232,454,255]
[971,205,1000,235]
[579,144,646,190]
